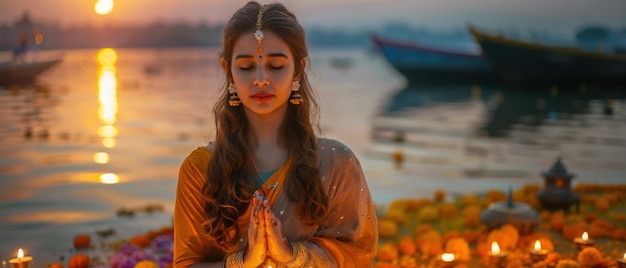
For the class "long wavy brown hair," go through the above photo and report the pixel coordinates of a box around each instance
[201,1,328,251]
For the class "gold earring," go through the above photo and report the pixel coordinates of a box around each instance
[228,83,241,107]
[290,81,303,105]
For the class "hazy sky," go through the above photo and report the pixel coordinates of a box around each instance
[1,0,625,36]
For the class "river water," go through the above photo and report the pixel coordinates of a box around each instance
[0,47,624,265]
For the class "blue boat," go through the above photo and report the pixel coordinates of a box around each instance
[371,34,497,83]
[468,26,626,85]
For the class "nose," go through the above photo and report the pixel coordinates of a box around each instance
[253,79,269,87]
[253,68,269,87]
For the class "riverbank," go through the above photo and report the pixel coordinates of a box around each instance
[41,182,626,268]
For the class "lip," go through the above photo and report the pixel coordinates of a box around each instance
[251,93,274,101]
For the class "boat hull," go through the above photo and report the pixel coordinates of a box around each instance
[0,59,62,86]
[371,35,497,83]
[469,27,626,84]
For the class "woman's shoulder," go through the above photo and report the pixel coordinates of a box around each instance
[316,137,357,159]
[181,144,213,168]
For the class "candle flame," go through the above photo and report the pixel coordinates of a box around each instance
[534,240,542,251]
[582,231,588,241]
[491,241,501,255]
[17,248,24,259]
[623,252,625,260]
[442,253,455,262]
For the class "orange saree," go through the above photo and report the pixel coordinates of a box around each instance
[173,138,378,267]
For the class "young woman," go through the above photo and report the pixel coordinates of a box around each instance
[173,2,378,267]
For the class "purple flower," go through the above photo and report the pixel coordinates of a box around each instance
[150,234,173,253]
[109,254,136,268]
[117,257,138,268]
[118,243,141,255]
[131,250,155,262]
[158,254,173,267]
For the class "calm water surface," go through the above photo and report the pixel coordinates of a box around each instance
[0,47,625,264]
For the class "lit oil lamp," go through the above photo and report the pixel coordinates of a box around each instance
[439,253,456,268]
[8,249,32,268]
[573,231,594,250]
[488,241,507,268]
[529,240,548,262]
[617,252,626,268]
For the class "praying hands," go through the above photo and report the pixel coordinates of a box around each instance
[243,191,294,267]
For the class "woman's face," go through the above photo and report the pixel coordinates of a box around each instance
[225,30,297,117]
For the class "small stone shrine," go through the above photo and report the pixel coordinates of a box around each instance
[480,186,541,234]
[537,157,580,213]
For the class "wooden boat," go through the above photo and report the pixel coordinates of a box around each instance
[370,34,497,83]
[0,59,62,86]
[468,26,626,84]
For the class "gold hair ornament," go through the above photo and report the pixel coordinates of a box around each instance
[254,5,267,53]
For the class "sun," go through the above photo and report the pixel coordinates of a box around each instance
[94,0,114,15]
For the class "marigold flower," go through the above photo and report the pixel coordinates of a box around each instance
[415,230,442,257]
[438,203,458,218]
[377,242,399,262]
[434,190,446,202]
[414,224,434,236]
[593,197,610,212]
[398,236,417,255]
[461,205,482,227]
[417,205,439,222]
[378,218,399,238]
[577,247,603,267]
[555,259,579,268]
[444,237,471,261]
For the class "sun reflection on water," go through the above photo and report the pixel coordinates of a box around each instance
[97,48,120,183]
[93,152,109,164]
[99,173,120,184]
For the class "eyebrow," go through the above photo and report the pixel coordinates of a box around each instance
[234,52,289,60]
